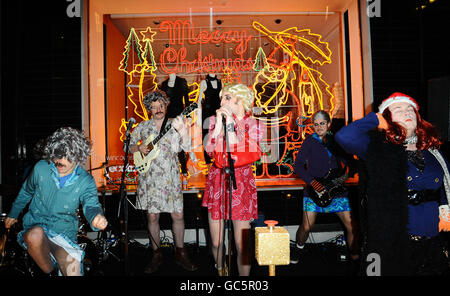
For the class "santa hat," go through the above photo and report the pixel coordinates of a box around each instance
[378,92,419,114]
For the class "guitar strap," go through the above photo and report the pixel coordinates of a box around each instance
[334,154,344,173]
[159,115,169,136]
[328,136,347,174]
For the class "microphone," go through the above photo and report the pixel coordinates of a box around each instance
[125,117,136,136]
[222,114,235,132]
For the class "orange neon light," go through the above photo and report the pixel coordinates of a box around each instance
[115,20,337,182]
[251,21,334,118]
[157,20,256,74]
[159,48,254,75]
[159,20,252,55]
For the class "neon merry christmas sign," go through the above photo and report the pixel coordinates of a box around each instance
[117,19,335,181]
[158,20,254,74]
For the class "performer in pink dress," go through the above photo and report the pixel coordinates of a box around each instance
[202,83,264,276]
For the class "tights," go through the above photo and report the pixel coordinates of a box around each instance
[296,211,359,260]
[208,213,252,276]
[147,212,185,250]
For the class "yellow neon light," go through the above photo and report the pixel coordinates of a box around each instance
[251,21,334,117]
[140,27,157,43]
[252,21,332,66]
[115,22,338,182]
[253,64,289,114]
[250,21,335,179]
[119,28,145,75]
[118,27,159,141]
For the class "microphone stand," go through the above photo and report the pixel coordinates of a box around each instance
[222,116,237,274]
[117,130,132,275]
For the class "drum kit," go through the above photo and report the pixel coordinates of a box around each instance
[0,213,36,275]
[76,207,123,272]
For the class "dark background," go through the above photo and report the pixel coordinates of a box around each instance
[369,0,450,113]
[1,0,450,223]
[1,1,82,189]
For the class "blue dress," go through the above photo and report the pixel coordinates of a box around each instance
[8,160,104,274]
[9,160,103,242]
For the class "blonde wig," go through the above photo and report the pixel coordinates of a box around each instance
[220,83,255,112]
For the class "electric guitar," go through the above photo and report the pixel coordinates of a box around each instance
[306,168,348,208]
[133,103,198,174]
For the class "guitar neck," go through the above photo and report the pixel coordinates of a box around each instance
[145,102,197,149]
[149,123,172,147]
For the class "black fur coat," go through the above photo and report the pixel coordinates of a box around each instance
[359,130,411,275]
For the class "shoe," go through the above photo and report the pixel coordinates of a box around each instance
[174,247,198,272]
[215,263,229,276]
[144,249,163,274]
[290,244,305,264]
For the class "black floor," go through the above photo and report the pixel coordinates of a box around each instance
[0,238,356,277]
[103,243,355,277]
[3,235,450,295]
[0,242,360,294]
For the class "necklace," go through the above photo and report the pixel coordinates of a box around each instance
[404,135,418,145]
[407,150,425,172]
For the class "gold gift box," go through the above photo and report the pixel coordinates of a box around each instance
[255,223,290,266]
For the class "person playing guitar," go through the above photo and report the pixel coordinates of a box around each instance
[129,90,197,274]
[291,110,359,266]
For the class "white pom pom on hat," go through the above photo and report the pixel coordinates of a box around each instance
[378,92,419,114]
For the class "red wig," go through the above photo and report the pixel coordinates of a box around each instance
[382,108,442,150]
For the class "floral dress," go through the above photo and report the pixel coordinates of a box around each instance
[202,114,264,221]
[130,118,190,213]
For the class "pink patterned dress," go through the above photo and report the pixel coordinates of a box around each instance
[202,114,264,221]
